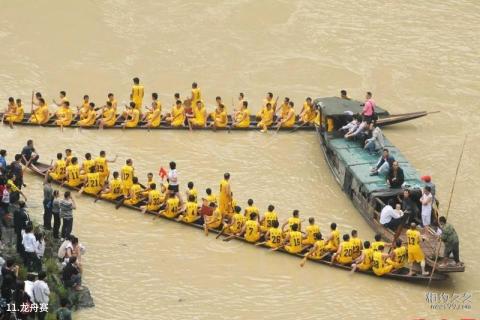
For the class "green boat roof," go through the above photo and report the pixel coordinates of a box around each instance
[314,97,389,117]
[329,137,424,193]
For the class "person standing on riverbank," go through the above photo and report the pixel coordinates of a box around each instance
[60,191,76,239]
[43,176,54,230]
[32,271,50,320]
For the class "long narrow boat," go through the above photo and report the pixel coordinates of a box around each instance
[314,97,465,274]
[27,160,447,282]
[1,107,428,131]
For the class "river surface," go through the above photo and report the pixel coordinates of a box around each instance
[0,1,479,319]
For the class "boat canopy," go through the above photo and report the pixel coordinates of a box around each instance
[314,97,389,117]
[328,137,425,194]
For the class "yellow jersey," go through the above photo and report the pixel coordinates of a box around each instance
[214,110,228,127]
[372,241,385,252]
[267,227,282,248]
[311,240,327,259]
[287,217,301,231]
[95,157,108,176]
[147,190,162,210]
[327,230,340,250]
[191,88,202,106]
[193,104,206,126]
[360,248,374,268]
[230,213,246,234]
[82,159,96,174]
[66,164,81,187]
[244,220,260,243]
[406,229,421,249]
[245,206,259,220]
[392,246,407,267]
[236,108,250,127]
[108,179,123,196]
[337,241,354,264]
[206,194,217,205]
[286,231,303,253]
[373,251,385,271]
[132,85,144,108]
[260,108,274,126]
[262,211,278,229]
[84,172,101,194]
[164,197,180,218]
[183,201,199,223]
[350,237,362,259]
[125,184,142,205]
[121,165,134,186]
[186,188,198,203]
[171,105,185,126]
[126,109,140,127]
[304,224,320,245]
[53,160,67,179]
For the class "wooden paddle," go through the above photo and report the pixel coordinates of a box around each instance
[428,134,467,286]
[271,244,285,252]
[215,225,228,239]
[222,234,240,242]
[289,121,310,133]
[300,252,329,268]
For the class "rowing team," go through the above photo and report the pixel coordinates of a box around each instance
[2,90,319,132]
[46,150,429,277]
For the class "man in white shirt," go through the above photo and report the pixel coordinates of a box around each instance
[420,186,433,227]
[32,271,50,320]
[24,273,36,301]
[22,224,38,271]
[380,199,403,230]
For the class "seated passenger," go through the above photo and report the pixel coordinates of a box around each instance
[380,199,404,230]
[338,115,359,133]
[387,161,404,188]
[238,212,261,243]
[282,223,303,254]
[300,232,327,267]
[370,148,395,176]
[364,126,385,154]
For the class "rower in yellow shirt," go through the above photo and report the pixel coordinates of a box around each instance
[212,104,228,129]
[185,182,198,203]
[166,100,185,127]
[325,222,340,252]
[64,157,82,188]
[260,204,278,232]
[122,102,140,129]
[331,234,354,265]
[140,183,163,214]
[4,98,24,127]
[238,213,261,243]
[160,192,180,218]
[53,91,69,106]
[387,239,407,270]
[302,217,320,246]
[29,98,49,124]
[233,101,250,128]
[79,167,102,195]
[218,173,232,215]
[77,103,96,127]
[55,101,73,128]
[204,188,217,205]
[188,100,207,129]
[256,92,276,118]
[257,103,274,133]
[48,153,67,181]
[351,241,374,272]
[107,93,117,111]
[350,230,363,260]
[77,95,90,120]
[300,233,328,267]
[121,159,135,195]
[224,206,246,235]
[244,199,259,221]
[190,82,202,108]
[123,177,144,206]
[406,223,429,276]
[276,101,296,129]
[81,153,96,176]
[131,77,144,111]
[176,194,200,223]
[2,97,17,124]
[143,93,162,129]
[97,101,116,129]
[300,97,316,124]
[95,150,117,184]
[282,223,303,254]
[372,233,390,252]
[372,245,393,276]
[99,171,123,200]
[281,210,301,233]
[264,220,283,248]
